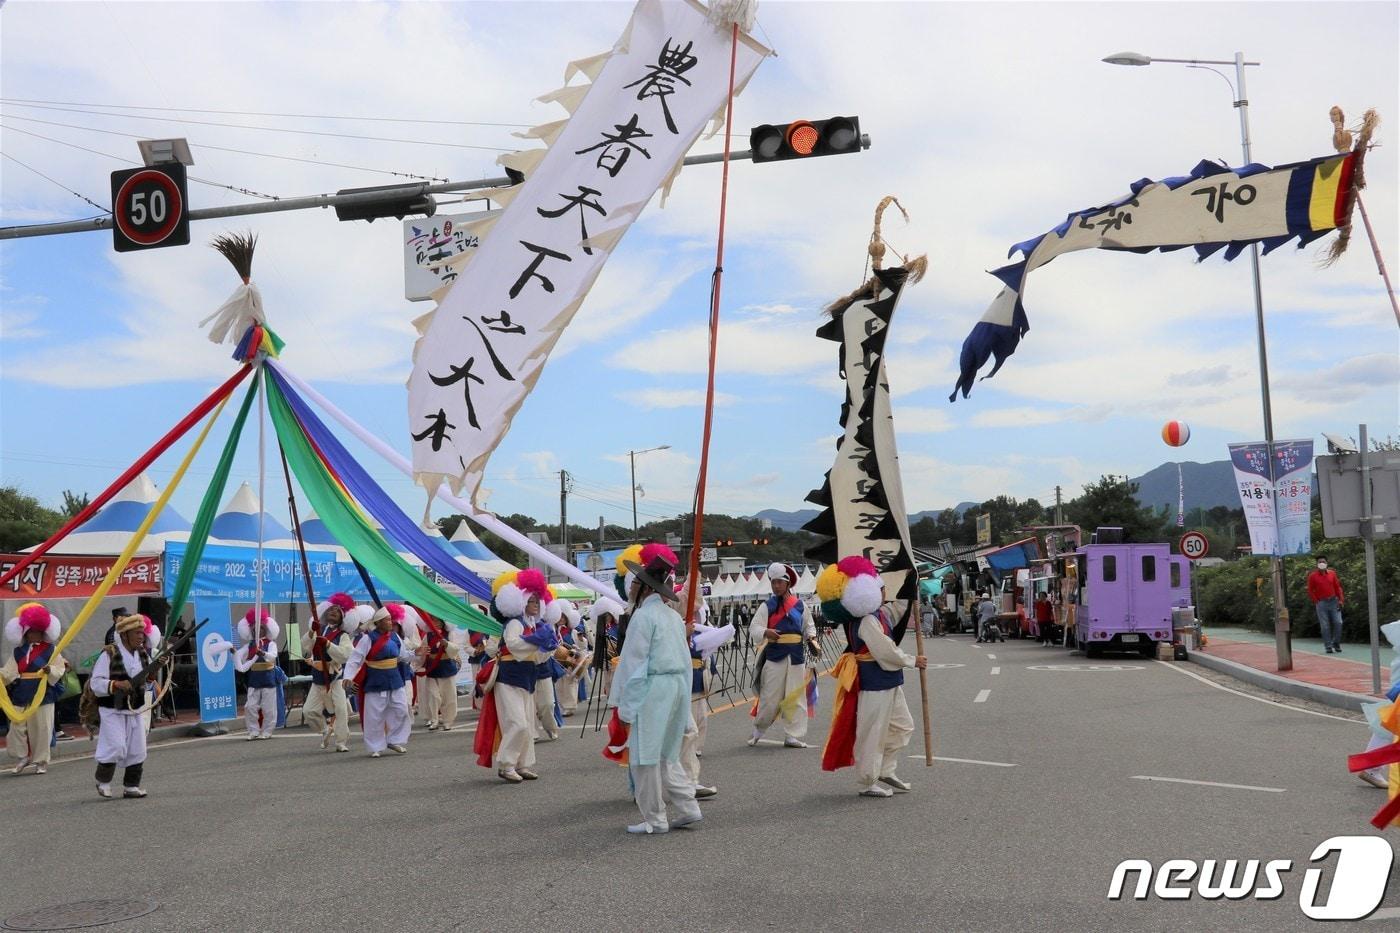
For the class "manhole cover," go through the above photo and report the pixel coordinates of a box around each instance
[1026,664,1144,672]
[3,899,158,931]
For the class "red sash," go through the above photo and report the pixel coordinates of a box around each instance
[472,660,500,768]
[603,708,630,764]
[767,594,799,629]
[17,643,46,674]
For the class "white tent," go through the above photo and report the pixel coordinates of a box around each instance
[448,520,517,579]
[34,473,192,555]
[795,566,817,597]
[209,483,298,549]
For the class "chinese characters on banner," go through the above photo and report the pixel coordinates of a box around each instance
[1228,439,1315,556]
[803,264,921,607]
[408,0,769,503]
[0,553,162,601]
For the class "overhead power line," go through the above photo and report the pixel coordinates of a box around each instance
[0,152,109,213]
[0,98,532,128]
[0,112,446,182]
[0,105,515,152]
[0,123,282,200]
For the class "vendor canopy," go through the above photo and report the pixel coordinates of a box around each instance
[448,521,517,578]
[210,482,296,548]
[31,473,191,555]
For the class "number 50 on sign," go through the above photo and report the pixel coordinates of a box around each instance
[110,164,190,253]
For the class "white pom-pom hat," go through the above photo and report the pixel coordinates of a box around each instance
[236,607,280,643]
[588,596,625,623]
[5,603,60,645]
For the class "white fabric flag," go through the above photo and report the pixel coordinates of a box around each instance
[408,0,768,502]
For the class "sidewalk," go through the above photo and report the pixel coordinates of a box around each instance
[1191,626,1390,712]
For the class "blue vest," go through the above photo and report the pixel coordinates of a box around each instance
[244,640,278,689]
[762,596,807,664]
[424,639,459,679]
[361,632,406,693]
[310,630,347,686]
[852,615,903,692]
[8,643,55,706]
[688,638,716,696]
[495,625,538,692]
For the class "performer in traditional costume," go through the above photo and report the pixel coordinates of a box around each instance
[89,614,156,798]
[232,608,280,740]
[609,544,702,834]
[300,592,355,752]
[748,562,820,748]
[680,591,733,798]
[416,608,462,731]
[474,570,556,783]
[556,602,590,718]
[819,557,927,798]
[532,589,565,742]
[343,605,417,757]
[386,603,423,724]
[466,629,490,711]
[2,604,68,775]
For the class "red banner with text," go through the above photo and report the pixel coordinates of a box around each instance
[0,553,162,601]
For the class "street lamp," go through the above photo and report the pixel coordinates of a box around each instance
[627,445,671,535]
[1104,50,1292,671]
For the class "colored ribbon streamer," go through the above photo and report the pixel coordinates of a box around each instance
[0,389,233,723]
[265,366,492,602]
[263,375,498,635]
[0,366,251,590]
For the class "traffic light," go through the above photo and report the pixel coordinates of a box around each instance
[715,538,734,547]
[749,116,865,164]
[334,183,436,223]
[751,536,771,546]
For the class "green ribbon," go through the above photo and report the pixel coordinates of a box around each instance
[264,371,499,635]
[167,375,260,616]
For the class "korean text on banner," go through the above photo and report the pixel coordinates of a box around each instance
[1229,439,1314,556]
[408,0,769,504]
[193,594,238,722]
[0,553,162,601]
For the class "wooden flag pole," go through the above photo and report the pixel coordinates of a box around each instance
[911,600,932,766]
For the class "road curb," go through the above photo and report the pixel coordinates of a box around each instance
[1187,651,1376,712]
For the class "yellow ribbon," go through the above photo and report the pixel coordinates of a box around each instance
[0,393,231,724]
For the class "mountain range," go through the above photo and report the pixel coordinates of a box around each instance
[751,460,1243,530]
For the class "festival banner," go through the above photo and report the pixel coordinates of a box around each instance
[951,151,1361,400]
[193,594,238,722]
[408,0,769,504]
[0,552,162,601]
[1228,439,1314,556]
[803,260,923,608]
[164,542,398,605]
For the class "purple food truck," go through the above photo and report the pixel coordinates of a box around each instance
[1073,540,1192,658]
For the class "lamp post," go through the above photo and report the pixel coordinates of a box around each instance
[627,445,671,535]
[1104,50,1292,670]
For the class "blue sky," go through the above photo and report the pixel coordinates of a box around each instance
[2,1,1397,535]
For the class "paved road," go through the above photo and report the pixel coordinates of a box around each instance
[2,634,1395,932]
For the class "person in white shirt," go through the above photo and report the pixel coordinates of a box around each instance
[89,615,157,798]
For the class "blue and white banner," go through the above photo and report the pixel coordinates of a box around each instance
[164,542,399,604]
[1228,439,1314,556]
[193,595,237,722]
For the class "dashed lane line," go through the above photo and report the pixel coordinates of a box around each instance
[990,667,1000,675]
[974,689,990,703]
[1130,775,1285,793]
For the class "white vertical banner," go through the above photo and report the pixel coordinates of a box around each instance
[408,0,769,503]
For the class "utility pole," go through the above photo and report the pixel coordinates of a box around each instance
[559,470,570,572]
[598,515,605,553]
[1054,486,1064,525]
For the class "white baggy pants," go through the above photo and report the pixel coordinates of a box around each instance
[681,696,708,783]
[361,687,411,754]
[631,758,701,832]
[6,705,54,766]
[423,676,458,728]
[302,681,350,745]
[853,686,914,790]
[95,708,147,767]
[493,682,536,771]
[245,686,276,737]
[753,657,807,741]
[534,676,558,739]
[558,669,582,716]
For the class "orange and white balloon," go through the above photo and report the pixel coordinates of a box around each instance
[1161,420,1191,447]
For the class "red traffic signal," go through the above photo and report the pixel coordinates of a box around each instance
[749,116,865,164]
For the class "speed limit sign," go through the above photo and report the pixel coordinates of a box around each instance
[1179,531,1210,560]
[110,164,190,252]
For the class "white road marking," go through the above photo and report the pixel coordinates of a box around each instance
[1131,775,1285,793]
[1368,907,1400,920]
[1153,658,1362,723]
[990,667,1001,675]
[987,654,996,660]
[974,689,990,703]
[911,755,1017,768]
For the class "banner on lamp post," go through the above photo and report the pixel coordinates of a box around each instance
[1228,439,1314,556]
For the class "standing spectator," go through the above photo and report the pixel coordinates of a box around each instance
[921,601,939,638]
[1307,556,1345,654]
[1034,592,1056,645]
[103,606,129,646]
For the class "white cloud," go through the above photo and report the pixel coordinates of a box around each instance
[969,404,1114,429]
[893,406,955,434]
[627,388,737,410]
[607,318,830,375]
[519,451,559,479]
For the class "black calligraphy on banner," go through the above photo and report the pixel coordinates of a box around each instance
[1191,180,1257,223]
[575,114,653,177]
[624,39,698,134]
[537,186,608,255]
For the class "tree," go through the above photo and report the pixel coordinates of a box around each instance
[61,489,90,519]
[0,485,62,552]
[1064,475,1167,543]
